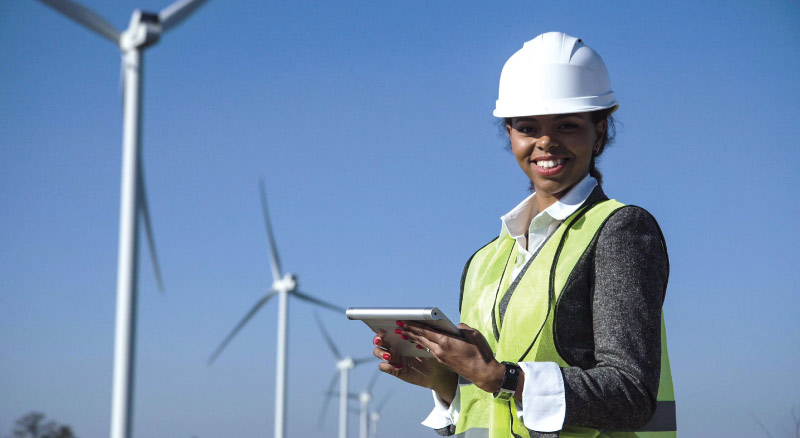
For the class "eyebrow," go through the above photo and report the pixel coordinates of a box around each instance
[553,113,581,120]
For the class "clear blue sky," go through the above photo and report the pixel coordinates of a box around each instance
[1,1,799,437]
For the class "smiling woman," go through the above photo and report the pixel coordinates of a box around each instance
[369,32,676,438]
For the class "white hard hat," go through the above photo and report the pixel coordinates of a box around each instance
[493,32,618,118]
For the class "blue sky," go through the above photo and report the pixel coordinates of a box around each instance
[1,1,799,437]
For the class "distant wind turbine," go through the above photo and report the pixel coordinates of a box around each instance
[208,180,345,438]
[315,314,373,438]
[368,393,392,438]
[323,370,388,438]
[33,1,210,438]
[358,370,382,438]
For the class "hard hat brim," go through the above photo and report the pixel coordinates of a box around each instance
[493,97,618,118]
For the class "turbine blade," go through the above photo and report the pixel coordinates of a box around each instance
[353,356,375,367]
[138,165,164,293]
[292,290,345,314]
[159,0,209,32]
[207,290,278,365]
[258,179,283,283]
[35,0,120,43]
[324,390,359,400]
[317,373,339,428]
[314,313,341,359]
[365,368,381,392]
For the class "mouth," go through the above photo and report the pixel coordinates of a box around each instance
[531,156,569,175]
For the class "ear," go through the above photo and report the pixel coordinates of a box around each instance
[594,119,607,152]
[505,120,513,137]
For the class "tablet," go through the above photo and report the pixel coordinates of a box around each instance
[346,307,461,358]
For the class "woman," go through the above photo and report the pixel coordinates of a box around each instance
[372,32,675,438]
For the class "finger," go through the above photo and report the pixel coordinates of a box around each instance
[374,329,386,344]
[406,356,429,375]
[373,346,393,362]
[393,327,412,342]
[404,321,447,341]
[378,361,403,376]
[402,324,441,351]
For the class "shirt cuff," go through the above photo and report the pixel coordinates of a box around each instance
[421,388,460,430]
[516,361,565,432]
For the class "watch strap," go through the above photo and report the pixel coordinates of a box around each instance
[493,362,521,400]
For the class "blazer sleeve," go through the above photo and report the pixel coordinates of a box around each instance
[560,205,668,430]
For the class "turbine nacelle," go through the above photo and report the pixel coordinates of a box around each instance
[119,10,162,51]
[336,357,355,371]
[359,391,372,404]
[274,273,297,292]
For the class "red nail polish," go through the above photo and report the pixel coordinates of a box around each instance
[400,334,408,340]
[394,328,402,335]
[416,345,424,349]
[396,321,405,327]
[374,338,380,345]
[382,353,390,360]
[393,363,403,369]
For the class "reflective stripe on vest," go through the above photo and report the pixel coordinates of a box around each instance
[457,199,676,438]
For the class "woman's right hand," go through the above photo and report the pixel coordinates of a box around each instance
[373,329,458,404]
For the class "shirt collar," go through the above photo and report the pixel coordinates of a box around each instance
[500,174,598,241]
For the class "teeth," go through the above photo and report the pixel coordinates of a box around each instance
[536,159,565,169]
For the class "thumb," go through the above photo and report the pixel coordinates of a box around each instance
[457,323,476,339]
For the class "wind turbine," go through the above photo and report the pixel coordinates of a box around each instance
[323,370,387,438]
[368,393,392,438]
[208,180,345,438]
[33,1,210,438]
[358,370,381,438]
[315,314,373,438]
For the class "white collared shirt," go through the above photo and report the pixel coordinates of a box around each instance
[422,175,598,433]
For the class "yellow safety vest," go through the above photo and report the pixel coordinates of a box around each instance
[457,199,676,438]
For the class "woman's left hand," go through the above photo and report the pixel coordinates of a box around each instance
[401,322,505,394]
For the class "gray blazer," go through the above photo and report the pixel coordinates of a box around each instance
[448,186,669,437]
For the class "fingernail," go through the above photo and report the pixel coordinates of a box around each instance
[394,329,402,335]
[393,363,403,369]
[374,338,381,345]
[400,334,408,341]
[416,345,424,349]
[396,321,405,327]
[382,353,390,360]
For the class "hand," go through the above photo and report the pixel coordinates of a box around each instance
[401,322,505,395]
[372,329,457,403]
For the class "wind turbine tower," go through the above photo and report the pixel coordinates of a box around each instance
[315,314,373,438]
[208,181,345,438]
[368,393,392,438]
[33,1,210,438]
[359,370,381,438]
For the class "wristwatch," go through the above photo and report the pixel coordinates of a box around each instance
[493,362,521,400]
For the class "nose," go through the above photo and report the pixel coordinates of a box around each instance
[535,136,558,151]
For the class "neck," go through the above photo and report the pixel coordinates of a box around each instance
[535,192,558,213]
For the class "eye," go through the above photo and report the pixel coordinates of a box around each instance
[558,122,579,131]
[516,125,537,135]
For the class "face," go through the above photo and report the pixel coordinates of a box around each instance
[506,112,605,207]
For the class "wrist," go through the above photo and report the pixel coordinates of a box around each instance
[431,371,458,404]
[478,360,506,393]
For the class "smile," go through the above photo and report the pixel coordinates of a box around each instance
[535,158,565,169]
[531,157,568,175]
